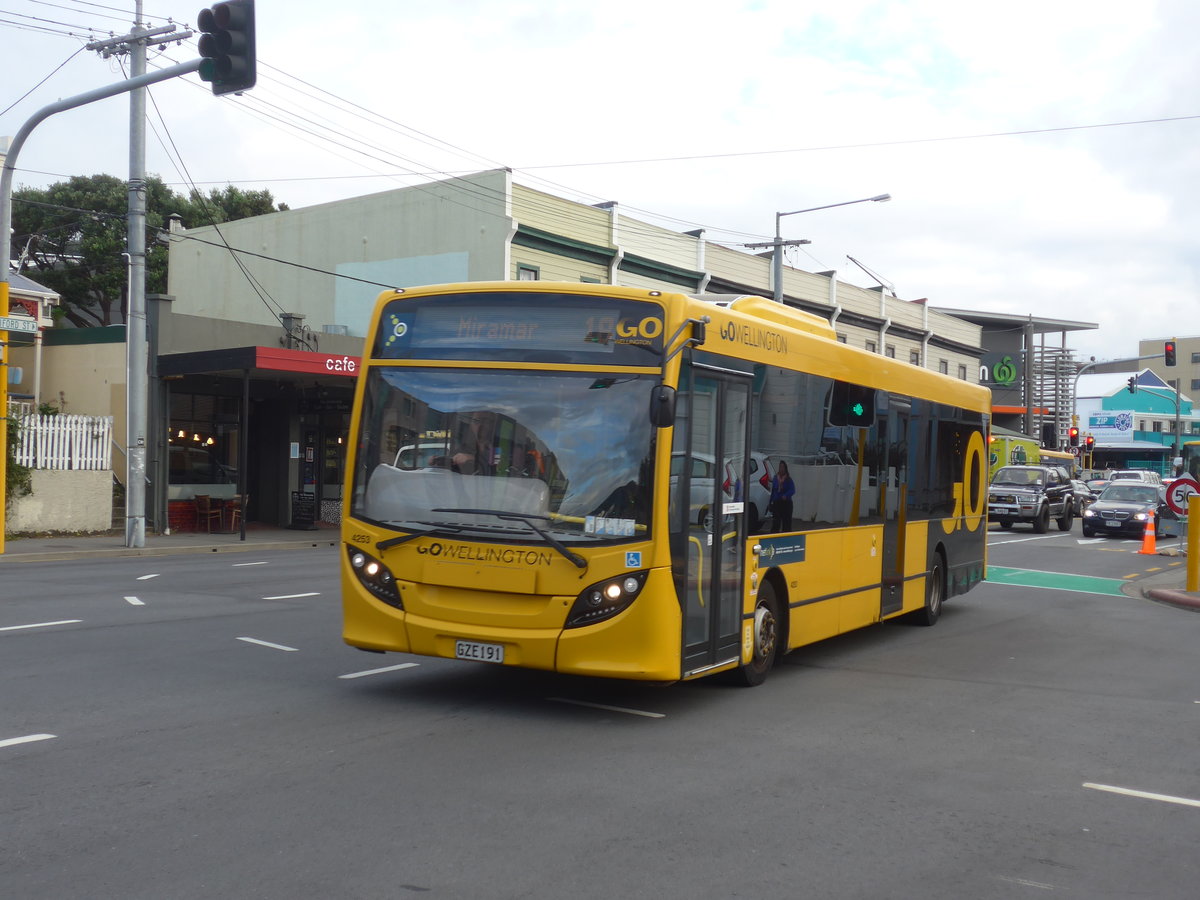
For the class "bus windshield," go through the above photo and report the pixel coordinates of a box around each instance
[351,368,655,541]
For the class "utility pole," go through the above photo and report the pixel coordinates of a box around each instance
[126,1,150,548]
[743,234,811,302]
[86,7,194,547]
[746,195,890,303]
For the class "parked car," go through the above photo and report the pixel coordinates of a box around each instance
[1080,483,1173,538]
[988,464,1075,533]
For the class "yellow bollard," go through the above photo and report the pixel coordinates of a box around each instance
[1188,495,1199,592]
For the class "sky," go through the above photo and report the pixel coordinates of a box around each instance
[3,0,1198,363]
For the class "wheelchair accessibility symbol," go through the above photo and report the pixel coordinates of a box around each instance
[625,551,642,568]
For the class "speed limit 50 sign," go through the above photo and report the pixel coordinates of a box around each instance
[1166,476,1200,516]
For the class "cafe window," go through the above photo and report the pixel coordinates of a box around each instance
[168,392,239,486]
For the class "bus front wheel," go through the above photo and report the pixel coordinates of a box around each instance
[733,581,781,687]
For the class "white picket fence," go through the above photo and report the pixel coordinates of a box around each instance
[13,414,114,471]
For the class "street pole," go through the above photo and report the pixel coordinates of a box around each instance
[125,1,148,548]
[0,64,199,556]
[745,194,889,303]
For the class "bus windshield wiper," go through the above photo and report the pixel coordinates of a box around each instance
[432,507,588,570]
[376,524,467,551]
[376,518,530,551]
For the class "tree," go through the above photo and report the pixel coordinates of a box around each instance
[10,175,287,328]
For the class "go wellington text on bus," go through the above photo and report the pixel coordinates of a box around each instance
[341,282,990,686]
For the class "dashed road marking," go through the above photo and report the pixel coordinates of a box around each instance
[0,619,82,632]
[0,734,56,749]
[237,637,299,652]
[1083,782,1200,808]
[549,697,665,718]
[338,663,420,679]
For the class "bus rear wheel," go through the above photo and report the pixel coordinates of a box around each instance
[907,554,944,626]
[733,581,781,686]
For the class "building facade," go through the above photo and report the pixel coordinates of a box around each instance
[14,169,987,533]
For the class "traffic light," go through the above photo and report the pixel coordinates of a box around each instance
[1165,339,1177,366]
[198,1,256,96]
[1068,426,1080,447]
[1084,435,1095,451]
[1127,376,1137,394]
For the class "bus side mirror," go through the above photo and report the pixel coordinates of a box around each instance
[650,385,676,427]
[691,320,706,346]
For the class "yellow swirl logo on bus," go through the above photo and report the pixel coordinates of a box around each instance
[616,316,663,339]
[942,429,986,534]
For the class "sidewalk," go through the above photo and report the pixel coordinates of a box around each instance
[0,521,340,563]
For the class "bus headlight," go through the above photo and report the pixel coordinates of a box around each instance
[346,545,402,609]
[566,571,648,628]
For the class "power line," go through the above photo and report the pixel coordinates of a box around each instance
[512,114,1200,171]
[0,44,86,116]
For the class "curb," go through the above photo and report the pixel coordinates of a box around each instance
[0,538,339,564]
[1144,587,1200,612]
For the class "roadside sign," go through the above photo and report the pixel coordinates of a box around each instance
[1070,446,1081,457]
[0,315,38,334]
[1166,476,1200,516]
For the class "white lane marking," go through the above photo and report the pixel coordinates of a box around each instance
[338,663,420,679]
[137,574,159,581]
[237,637,299,652]
[124,596,145,606]
[997,875,1055,891]
[0,734,57,749]
[1083,782,1200,808]
[262,592,320,600]
[0,619,82,632]
[988,535,1062,545]
[233,561,269,567]
[548,697,665,718]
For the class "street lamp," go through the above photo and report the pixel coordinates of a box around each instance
[751,194,891,302]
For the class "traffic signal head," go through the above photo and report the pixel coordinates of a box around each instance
[1165,339,1177,366]
[1127,376,1137,394]
[1068,426,1080,447]
[198,0,256,96]
[1085,435,1094,450]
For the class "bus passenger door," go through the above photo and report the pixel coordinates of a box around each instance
[680,373,749,677]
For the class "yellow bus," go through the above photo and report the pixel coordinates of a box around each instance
[1180,441,1200,481]
[341,282,990,686]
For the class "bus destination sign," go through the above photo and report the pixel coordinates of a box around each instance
[375,293,664,364]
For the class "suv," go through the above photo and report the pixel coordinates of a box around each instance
[988,465,1075,533]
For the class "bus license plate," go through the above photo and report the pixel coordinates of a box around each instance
[455,640,505,664]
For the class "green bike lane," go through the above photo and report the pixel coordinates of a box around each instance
[986,566,1129,597]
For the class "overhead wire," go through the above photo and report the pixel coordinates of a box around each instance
[130,52,293,326]
[8,6,1200,287]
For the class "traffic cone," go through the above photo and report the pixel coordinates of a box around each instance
[1138,518,1157,555]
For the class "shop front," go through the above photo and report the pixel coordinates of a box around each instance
[154,346,360,534]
